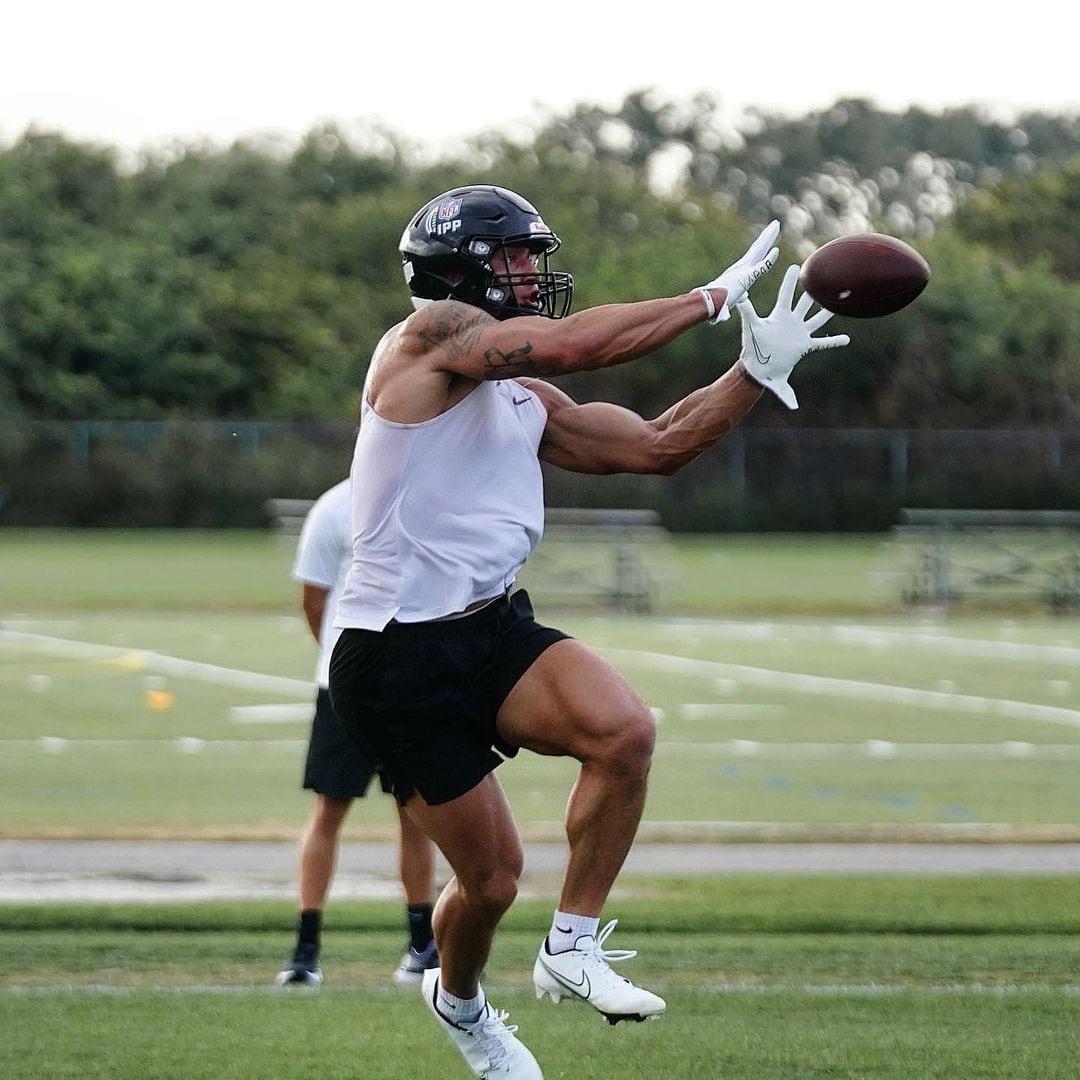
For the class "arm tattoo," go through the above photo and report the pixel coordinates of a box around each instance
[417,308,489,364]
[483,341,541,378]
[417,302,553,378]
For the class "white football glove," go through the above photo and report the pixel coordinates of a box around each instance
[696,220,781,323]
[736,264,850,410]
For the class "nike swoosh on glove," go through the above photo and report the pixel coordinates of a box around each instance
[736,264,850,409]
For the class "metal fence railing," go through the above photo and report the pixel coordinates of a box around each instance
[1,422,1077,530]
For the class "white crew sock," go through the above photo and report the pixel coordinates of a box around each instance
[547,910,600,954]
[437,983,485,1025]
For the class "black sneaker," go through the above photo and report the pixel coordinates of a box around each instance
[276,943,323,988]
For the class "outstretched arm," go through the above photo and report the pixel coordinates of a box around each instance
[410,292,718,382]
[405,221,781,382]
[368,223,780,424]
[530,265,851,475]
[527,365,762,476]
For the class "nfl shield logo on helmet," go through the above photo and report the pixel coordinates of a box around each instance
[427,197,465,236]
[438,197,464,221]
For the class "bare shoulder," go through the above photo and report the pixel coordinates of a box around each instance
[406,300,496,364]
[408,302,560,380]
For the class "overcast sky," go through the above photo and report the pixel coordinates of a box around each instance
[5,1,1079,155]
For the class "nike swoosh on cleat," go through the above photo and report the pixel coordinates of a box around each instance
[541,960,591,999]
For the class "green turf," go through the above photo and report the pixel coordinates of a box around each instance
[3,880,1079,1079]
[3,608,1080,833]
[7,875,1080,933]
[5,533,1079,1076]
[3,530,1079,835]
[2,529,896,615]
[641,532,896,615]
[1,530,297,612]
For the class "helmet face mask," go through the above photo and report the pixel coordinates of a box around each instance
[400,186,574,320]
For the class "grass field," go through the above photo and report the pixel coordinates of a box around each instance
[2,529,1079,837]
[3,530,1080,1077]
[3,879,1080,1078]
[1,528,896,614]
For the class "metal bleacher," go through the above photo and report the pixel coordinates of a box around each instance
[895,508,1080,612]
[265,500,671,614]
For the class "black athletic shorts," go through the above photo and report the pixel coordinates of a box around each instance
[302,688,392,800]
[328,589,569,806]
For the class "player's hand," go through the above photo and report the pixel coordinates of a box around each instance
[735,265,850,410]
[696,220,781,324]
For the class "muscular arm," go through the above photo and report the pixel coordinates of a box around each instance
[368,287,726,425]
[300,583,329,642]
[411,289,722,382]
[527,361,764,476]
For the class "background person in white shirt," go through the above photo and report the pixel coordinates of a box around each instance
[276,478,439,988]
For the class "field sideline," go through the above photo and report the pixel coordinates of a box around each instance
[3,881,1080,1078]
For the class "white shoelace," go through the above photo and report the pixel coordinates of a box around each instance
[581,920,637,981]
[473,1008,519,1069]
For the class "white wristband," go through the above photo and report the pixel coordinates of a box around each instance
[695,286,730,324]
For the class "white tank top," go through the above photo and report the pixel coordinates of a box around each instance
[334,378,548,629]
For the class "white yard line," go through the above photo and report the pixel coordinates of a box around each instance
[677,704,788,720]
[229,704,313,723]
[657,618,1080,665]
[2,738,305,751]
[1,981,1077,998]
[8,628,1080,735]
[6,737,1076,759]
[654,740,1080,759]
[0,629,312,697]
[830,624,1080,665]
[606,648,1080,729]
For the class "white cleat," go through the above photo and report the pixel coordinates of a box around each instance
[532,919,666,1025]
[422,968,544,1079]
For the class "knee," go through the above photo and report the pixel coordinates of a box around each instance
[623,704,658,769]
[466,866,519,917]
[472,834,524,912]
[594,703,656,775]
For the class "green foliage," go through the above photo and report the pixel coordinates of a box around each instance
[2,100,1080,455]
[863,230,1080,427]
[953,158,1080,280]
[0,127,414,423]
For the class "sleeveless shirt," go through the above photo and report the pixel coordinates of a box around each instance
[334,378,548,629]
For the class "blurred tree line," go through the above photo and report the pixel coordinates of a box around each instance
[1,93,1079,527]
[2,92,1080,428]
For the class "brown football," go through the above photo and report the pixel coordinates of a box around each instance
[800,233,930,318]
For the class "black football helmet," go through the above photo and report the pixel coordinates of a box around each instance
[399,185,574,320]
